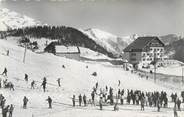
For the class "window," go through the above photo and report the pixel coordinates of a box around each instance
[142,58,145,61]
[147,53,150,56]
[131,53,136,56]
[147,58,150,61]
[157,48,159,51]
[157,53,159,55]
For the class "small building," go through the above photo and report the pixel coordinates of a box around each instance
[44,42,81,60]
[123,36,165,68]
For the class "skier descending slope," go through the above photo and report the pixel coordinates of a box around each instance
[41,77,47,92]
[24,74,28,83]
[46,96,52,109]
[57,78,61,87]
[1,68,7,76]
[31,80,35,89]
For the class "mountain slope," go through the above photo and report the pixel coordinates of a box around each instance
[81,28,135,56]
[0,8,41,31]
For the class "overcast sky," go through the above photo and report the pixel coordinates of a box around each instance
[0,0,184,36]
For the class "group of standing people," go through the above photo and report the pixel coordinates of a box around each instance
[71,81,184,113]
[0,94,14,117]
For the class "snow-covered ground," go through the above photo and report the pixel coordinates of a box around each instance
[0,38,184,117]
[140,62,184,77]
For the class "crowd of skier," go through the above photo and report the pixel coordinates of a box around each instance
[71,81,184,117]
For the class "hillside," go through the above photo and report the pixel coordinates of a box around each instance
[164,39,184,63]
[0,38,183,117]
[81,28,134,56]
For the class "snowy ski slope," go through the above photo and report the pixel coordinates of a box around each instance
[0,39,183,117]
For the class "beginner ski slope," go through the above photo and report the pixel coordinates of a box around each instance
[0,39,183,117]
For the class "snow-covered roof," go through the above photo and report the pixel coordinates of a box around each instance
[124,36,164,52]
[55,45,80,54]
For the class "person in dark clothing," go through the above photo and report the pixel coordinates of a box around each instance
[23,96,28,109]
[9,104,14,117]
[57,78,61,87]
[118,80,120,86]
[6,50,9,56]
[41,77,47,92]
[24,74,28,83]
[99,97,103,110]
[46,96,52,109]
[91,91,95,105]
[95,82,98,89]
[9,83,14,91]
[2,105,9,117]
[83,95,87,106]
[31,80,35,89]
[72,95,75,107]
[157,99,160,112]
[1,98,6,109]
[78,94,82,106]
[2,68,7,76]
[176,98,181,111]
[0,79,1,88]
[141,97,145,111]
[173,104,178,117]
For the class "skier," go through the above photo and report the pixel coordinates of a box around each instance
[114,103,119,111]
[176,98,181,111]
[78,94,82,106]
[91,91,95,105]
[118,80,120,86]
[31,80,35,89]
[9,83,14,91]
[95,82,98,89]
[23,96,29,109]
[1,68,7,76]
[120,94,124,105]
[6,50,9,56]
[0,78,2,88]
[46,96,52,109]
[9,104,14,117]
[1,98,6,109]
[72,95,75,107]
[57,78,61,87]
[141,97,145,111]
[174,104,178,117]
[157,98,160,112]
[2,105,9,117]
[83,94,87,106]
[24,74,28,83]
[99,97,103,110]
[41,77,47,92]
